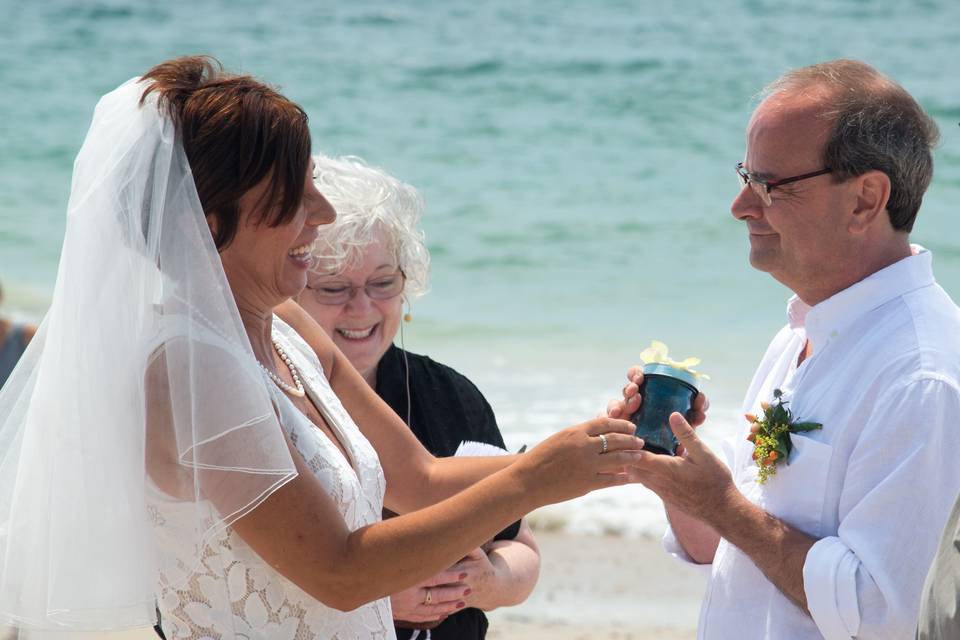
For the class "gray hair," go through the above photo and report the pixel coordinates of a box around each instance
[310,154,430,297]
[764,59,939,232]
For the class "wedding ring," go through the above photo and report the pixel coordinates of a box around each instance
[423,587,433,605]
[599,433,609,454]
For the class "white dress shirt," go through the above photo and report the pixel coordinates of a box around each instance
[666,248,960,639]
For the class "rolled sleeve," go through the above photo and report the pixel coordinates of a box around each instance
[802,377,960,639]
[662,525,713,576]
[663,524,693,562]
[803,536,861,639]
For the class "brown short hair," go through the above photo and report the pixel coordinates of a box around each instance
[765,59,939,232]
[140,56,311,250]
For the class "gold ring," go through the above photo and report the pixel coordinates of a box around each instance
[424,587,433,605]
[599,433,609,454]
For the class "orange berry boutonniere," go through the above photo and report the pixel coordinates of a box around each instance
[747,389,822,484]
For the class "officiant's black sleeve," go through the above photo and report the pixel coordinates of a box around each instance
[375,345,521,541]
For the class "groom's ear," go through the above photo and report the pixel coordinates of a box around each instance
[848,170,891,235]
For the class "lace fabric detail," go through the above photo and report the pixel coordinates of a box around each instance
[153,319,392,639]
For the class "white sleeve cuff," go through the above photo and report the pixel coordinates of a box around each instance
[663,525,713,576]
[803,536,861,639]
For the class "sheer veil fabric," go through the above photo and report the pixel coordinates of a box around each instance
[0,78,297,630]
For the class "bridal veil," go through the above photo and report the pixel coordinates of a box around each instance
[0,78,296,630]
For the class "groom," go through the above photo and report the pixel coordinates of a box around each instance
[612,60,960,639]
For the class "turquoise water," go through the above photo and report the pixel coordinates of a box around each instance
[2,0,959,534]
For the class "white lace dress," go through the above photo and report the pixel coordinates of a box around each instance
[152,317,394,639]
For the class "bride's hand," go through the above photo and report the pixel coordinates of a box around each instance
[513,417,643,506]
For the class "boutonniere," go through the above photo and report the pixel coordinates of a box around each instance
[747,389,822,484]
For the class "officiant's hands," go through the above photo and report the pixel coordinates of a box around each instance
[390,565,470,625]
[451,547,497,607]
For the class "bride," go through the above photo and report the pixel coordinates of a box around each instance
[0,56,644,639]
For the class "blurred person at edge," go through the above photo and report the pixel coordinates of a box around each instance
[609,59,960,639]
[299,154,539,639]
[0,281,37,388]
[0,56,647,639]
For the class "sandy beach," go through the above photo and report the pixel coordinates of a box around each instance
[486,530,705,639]
[3,529,705,640]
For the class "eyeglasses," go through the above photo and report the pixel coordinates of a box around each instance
[305,270,406,305]
[736,162,833,207]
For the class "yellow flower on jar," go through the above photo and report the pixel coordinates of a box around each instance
[638,340,710,380]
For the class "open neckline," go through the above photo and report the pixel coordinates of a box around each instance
[303,376,359,477]
[270,327,360,479]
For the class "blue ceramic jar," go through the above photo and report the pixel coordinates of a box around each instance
[629,363,699,456]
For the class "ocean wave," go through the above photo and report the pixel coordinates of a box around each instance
[406,57,664,84]
[926,102,960,120]
[412,59,505,79]
[344,11,407,26]
[536,58,662,76]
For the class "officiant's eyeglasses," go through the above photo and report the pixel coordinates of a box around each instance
[305,270,406,305]
[736,162,833,207]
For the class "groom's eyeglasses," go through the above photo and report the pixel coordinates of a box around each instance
[305,270,406,305]
[736,162,833,207]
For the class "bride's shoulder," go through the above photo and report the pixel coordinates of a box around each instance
[274,299,335,372]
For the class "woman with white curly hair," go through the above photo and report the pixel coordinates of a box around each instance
[299,155,541,640]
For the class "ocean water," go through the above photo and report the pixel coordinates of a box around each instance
[2,0,959,536]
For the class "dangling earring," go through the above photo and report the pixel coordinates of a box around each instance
[403,296,412,323]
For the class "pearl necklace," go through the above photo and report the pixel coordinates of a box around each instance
[258,338,306,398]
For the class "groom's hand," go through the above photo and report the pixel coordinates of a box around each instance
[629,413,736,523]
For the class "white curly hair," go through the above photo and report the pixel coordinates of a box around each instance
[310,154,430,298]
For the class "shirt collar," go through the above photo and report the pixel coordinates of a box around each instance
[786,245,935,352]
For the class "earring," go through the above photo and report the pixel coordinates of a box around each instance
[403,297,412,323]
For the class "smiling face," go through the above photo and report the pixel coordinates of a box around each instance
[730,91,858,301]
[218,161,337,314]
[298,230,404,385]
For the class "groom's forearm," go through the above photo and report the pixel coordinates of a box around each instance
[709,491,817,613]
[665,502,720,564]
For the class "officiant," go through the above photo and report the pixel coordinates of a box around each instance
[295,154,540,640]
